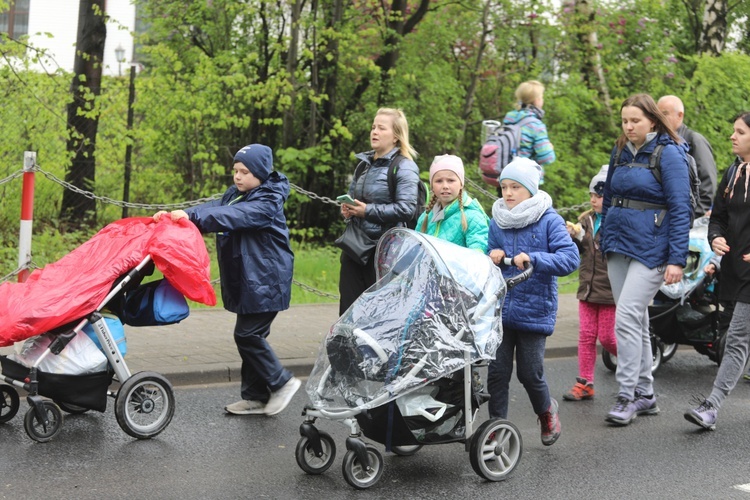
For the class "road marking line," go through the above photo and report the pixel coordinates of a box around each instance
[734,483,750,493]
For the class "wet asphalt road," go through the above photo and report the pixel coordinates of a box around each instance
[2,351,750,499]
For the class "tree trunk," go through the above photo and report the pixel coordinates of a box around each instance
[60,0,106,228]
[455,0,492,153]
[699,0,728,55]
[574,0,613,125]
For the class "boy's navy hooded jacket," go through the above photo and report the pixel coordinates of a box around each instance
[185,171,294,314]
[601,133,691,269]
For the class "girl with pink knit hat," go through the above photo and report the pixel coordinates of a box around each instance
[416,154,489,252]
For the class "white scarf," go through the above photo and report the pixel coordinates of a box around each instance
[492,190,553,229]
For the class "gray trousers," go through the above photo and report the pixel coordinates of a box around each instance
[708,301,750,409]
[607,253,664,400]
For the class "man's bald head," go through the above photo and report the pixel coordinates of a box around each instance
[657,95,685,131]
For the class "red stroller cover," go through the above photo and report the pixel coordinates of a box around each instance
[0,217,217,347]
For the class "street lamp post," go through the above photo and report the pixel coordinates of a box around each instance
[114,44,125,76]
[122,63,136,219]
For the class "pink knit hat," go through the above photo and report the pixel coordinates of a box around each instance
[429,154,465,186]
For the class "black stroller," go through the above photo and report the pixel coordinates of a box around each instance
[296,228,532,489]
[602,217,730,373]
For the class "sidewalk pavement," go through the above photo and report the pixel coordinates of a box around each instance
[0,294,581,387]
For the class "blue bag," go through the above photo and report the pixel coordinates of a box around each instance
[123,279,189,326]
[83,314,127,356]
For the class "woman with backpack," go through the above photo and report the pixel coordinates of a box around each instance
[600,93,691,427]
[501,80,556,186]
[337,108,421,315]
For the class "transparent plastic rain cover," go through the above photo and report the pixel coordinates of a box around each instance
[306,228,506,411]
[659,216,715,301]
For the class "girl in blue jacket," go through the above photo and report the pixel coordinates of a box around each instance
[154,144,300,417]
[486,157,579,447]
[601,94,691,427]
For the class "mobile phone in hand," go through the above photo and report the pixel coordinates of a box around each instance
[337,194,357,206]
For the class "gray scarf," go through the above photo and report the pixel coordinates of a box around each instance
[492,190,553,229]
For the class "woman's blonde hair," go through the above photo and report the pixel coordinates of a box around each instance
[420,189,468,233]
[375,107,418,160]
[514,80,545,109]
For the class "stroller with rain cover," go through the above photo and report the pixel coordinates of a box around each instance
[602,217,730,373]
[0,218,216,442]
[296,228,532,489]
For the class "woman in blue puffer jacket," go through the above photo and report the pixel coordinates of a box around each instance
[600,93,691,427]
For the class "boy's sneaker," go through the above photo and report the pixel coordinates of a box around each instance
[225,399,266,415]
[538,398,561,446]
[264,377,301,416]
[684,400,717,430]
[633,391,660,416]
[606,396,637,426]
[563,377,594,401]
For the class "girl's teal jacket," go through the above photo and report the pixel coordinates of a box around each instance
[415,193,489,252]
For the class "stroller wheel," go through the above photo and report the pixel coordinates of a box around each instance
[661,343,678,362]
[55,401,89,415]
[391,444,422,456]
[0,384,20,423]
[470,418,523,482]
[342,445,384,490]
[24,401,63,443]
[601,340,664,374]
[296,431,337,475]
[115,371,175,439]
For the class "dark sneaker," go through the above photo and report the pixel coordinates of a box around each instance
[633,391,660,416]
[538,398,561,446]
[684,400,717,430]
[606,396,637,426]
[563,377,594,401]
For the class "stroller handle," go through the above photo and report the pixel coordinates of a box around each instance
[504,261,534,290]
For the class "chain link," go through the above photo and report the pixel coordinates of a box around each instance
[289,182,342,206]
[0,169,24,186]
[37,166,223,210]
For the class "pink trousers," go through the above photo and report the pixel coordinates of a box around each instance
[578,300,617,382]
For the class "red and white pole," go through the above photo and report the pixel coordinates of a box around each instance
[17,151,36,283]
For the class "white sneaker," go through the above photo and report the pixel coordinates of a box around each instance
[264,377,301,415]
[225,399,266,415]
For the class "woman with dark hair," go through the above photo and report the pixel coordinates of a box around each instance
[600,93,692,426]
[684,111,750,430]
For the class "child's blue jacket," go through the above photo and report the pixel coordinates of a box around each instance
[488,208,579,335]
[185,172,294,314]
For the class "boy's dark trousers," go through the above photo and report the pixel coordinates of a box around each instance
[234,311,292,402]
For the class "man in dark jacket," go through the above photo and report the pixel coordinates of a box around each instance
[658,95,717,217]
[154,144,299,416]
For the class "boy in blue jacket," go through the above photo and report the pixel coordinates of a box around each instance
[486,158,579,446]
[154,144,299,416]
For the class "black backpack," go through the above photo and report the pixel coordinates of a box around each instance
[614,144,700,226]
[386,156,428,230]
[353,155,427,230]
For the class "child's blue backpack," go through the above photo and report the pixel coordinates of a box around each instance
[122,279,189,327]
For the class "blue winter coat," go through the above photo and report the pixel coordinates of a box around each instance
[349,148,420,240]
[601,133,691,269]
[487,208,579,335]
[185,171,294,314]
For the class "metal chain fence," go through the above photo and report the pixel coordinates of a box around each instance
[2,164,589,293]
